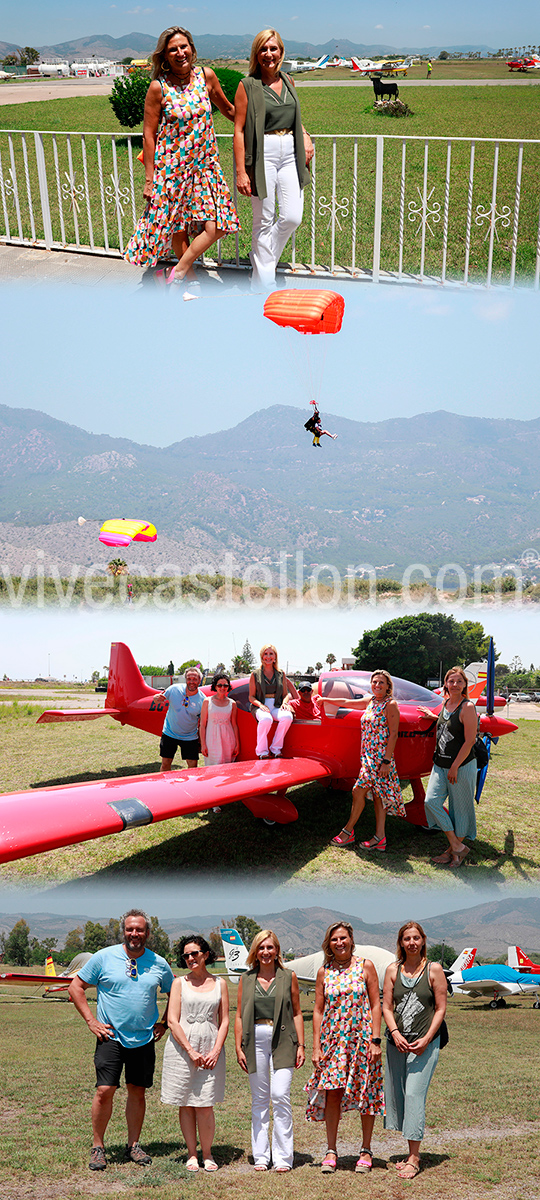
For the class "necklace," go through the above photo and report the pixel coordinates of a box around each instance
[169,68,192,86]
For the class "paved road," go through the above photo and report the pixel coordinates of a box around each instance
[2,77,540,106]
[0,78,115,105]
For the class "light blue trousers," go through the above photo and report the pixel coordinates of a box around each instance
[384,1035,440,1141]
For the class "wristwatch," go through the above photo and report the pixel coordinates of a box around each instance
[381,757,391,765]
[371,1037,382,1045]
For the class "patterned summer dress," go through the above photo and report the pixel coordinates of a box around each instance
[124,68,239,266]
[305,958,385,1120]
[356,699,405,817]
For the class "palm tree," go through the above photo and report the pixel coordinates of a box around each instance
[107,558,128,577]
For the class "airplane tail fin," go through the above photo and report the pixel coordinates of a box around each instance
[317,55,330,68]
[508,945,537,969]
[106,642,157,712]
[351,57,361,72]
[221,928,249,978]
[448,946,477,972]
[464,661,488,702]
[45,956,56,977]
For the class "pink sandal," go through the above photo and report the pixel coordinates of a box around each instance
[321,1150,337,1173]
[359,836,386,852]
[355,1149,373,1173]
[331,828,355,847]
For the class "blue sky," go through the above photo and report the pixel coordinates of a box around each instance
[3,1,539,49]
[3,281,540,446]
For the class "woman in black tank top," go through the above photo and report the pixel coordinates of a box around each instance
[382,921,447,1179]
[418,666,478,867]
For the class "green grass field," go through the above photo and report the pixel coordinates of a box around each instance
[0,703,537,889]
[1,979,539,1200]
[1,85,538,282]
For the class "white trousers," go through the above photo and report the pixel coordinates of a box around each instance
[250,133,304,289]
[255,701,293,756]
[248,1023,294,1169]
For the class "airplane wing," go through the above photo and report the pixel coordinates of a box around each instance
[0,757,331,864]
[37,708,123,723]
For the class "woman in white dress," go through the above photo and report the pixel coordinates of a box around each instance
[200,673,239,765]
[161,935,229,1172]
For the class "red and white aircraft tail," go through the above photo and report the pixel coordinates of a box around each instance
[508,946,540,972]
[448,947,477,972]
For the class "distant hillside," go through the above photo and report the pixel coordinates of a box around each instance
[1,897,539,957]
[1,403,539,574]
[16,32,497,62]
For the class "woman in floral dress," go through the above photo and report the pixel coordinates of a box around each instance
[305,922,384,1173]
[326,669,404,850]
[124,26,239,294]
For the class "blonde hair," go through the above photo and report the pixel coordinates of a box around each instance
[371,669,393,698]
[259,644,279,669]
[443,666,469,699]
[151,26,197,79]
[396,921,427,966]
[249,29,285,76]
[321,921,354,965]
[246,929,284,969]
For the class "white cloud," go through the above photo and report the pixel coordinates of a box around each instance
[375,24,383,30]
[423,25,431,29]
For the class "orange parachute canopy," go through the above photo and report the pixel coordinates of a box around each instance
[99,519,157,548]
[263,289,345,335]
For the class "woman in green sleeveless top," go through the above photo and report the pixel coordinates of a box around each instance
[235,930,304,1171]
[382,922,447,1179]
[419,667,478,867]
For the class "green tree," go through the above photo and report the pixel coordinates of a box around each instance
[208,927,223,958]
[326,653,337,668]
[427,943,456,968]
[240,640,256,671]
[83,921,108,954]
[107,558,128,577]
[4,919,31,966]
[2,54,19,68]
[149,916,170,958]
[63,927,84,956]
[315,661,323,673]
[352,613,491,686]
[438,50,449,60]
[179,659,203,675]
[20,47,40,65]
[108,69,150,128]
[106,918,121,945]
[29,936,58,965]
[210,66,243,110]
[138,664,166,676]
[235,915,262,948]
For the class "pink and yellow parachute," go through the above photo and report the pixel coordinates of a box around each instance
[99,519,157,549]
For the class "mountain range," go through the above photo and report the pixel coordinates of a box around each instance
[1,898,539,957]
[1,403,539,577]
[0,33,497,62]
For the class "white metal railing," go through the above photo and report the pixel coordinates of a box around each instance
[1,128,539,288]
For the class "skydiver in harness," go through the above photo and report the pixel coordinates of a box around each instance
[304,406,338,448]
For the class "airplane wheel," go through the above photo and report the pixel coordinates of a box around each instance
[533,1000,540,1009]
[489,1000,498,1009]
[496,998,507,1008]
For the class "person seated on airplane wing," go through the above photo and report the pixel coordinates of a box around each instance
[249,644,295,758]
[287,681,323,720]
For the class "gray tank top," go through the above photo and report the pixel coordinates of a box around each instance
[392,964,435,1041]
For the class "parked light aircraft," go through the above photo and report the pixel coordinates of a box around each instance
[447,963,540,1009]
[282,54,329,73]
[506,56,540,71]
[0,952,92,994]
[508,946,540,973]
[0,69,17,79]
[0,642,516,865]
[222,928,394,990]
[328,56,352,68]
[352,57,413,77]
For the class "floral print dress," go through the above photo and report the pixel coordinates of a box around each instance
[356,699,405,817]
[305,958,385,1120]
[124,68,239,266]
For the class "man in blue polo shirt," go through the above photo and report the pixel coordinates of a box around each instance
[159,666,204,771]
[69,909,173,1172]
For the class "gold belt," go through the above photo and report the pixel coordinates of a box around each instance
[255,1018,274,1025]
[266,128,291,136]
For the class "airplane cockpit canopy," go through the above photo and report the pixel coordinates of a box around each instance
[318,672,439,705]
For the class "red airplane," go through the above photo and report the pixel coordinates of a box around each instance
[0,642,517,865]
[507,946,540,973]
[506,56,540,71]
[0,952,92,994]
